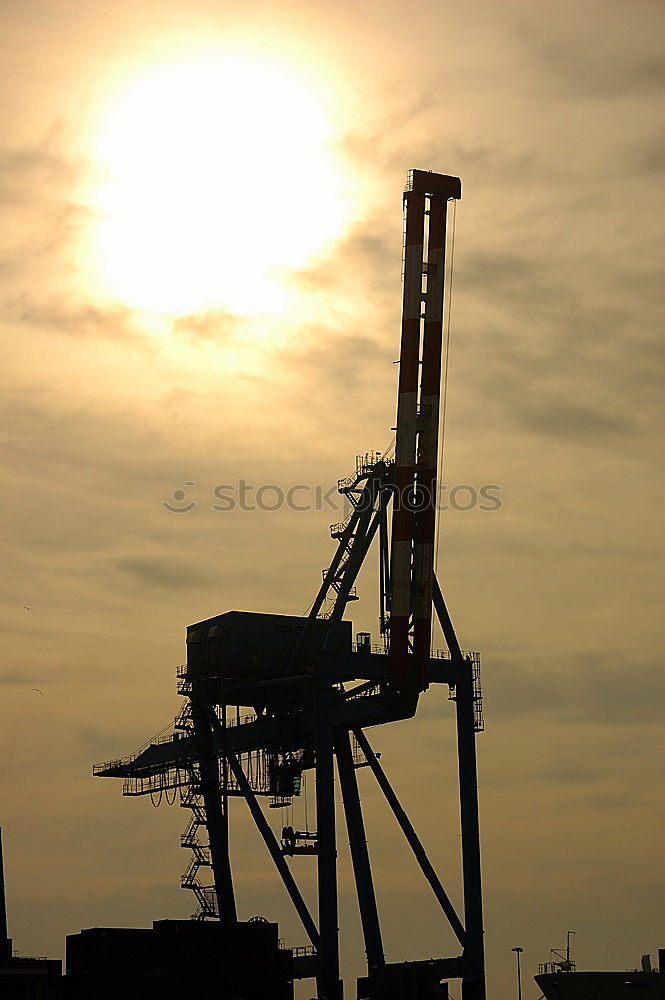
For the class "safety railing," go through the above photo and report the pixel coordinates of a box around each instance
[223,711,257,729]
[352,642,388,655]
[345,683,382,702]
[350,642,479,660]
[538,961,575,975]
[337,452,386,491]
[330,518,352,538]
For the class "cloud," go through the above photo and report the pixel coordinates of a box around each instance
[279,323,394,391]
[0,140,86,254]
[116,556,214,590]
[0,143,78,207]
[637,134,665,174]
[171,309,243,344]
[0,139,158,347]
[513,395,632,444]
[514,3,665,101]
[3,294,141,341]
[0,669,40,686]
[293,219,400,310]
[0,138,145,344]
[487,655,664,727]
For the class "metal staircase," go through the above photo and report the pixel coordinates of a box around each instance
[180,783,217,919]
[319,454,391,619]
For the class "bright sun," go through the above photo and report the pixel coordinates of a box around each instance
[86,52,353,317]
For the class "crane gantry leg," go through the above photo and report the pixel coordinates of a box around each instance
[336,729,384,972]
[190,682,236,923]
[315,681,342,999]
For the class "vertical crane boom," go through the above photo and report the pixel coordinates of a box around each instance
[389,170,461,692]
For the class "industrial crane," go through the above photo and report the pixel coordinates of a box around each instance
[96,169,486,1000]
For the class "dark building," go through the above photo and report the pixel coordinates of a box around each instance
[358,960,451,999]
[0,956,62,1000]
[185,610,352,681]
[0,828,63,1000]
[65,918,294,1000]
[3,825,295,1000]
[0,956,63,1000]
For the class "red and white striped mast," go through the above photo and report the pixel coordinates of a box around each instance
[389,169,461,693]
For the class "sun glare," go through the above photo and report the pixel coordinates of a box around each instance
[86,52,353,317]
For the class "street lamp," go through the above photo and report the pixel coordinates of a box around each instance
[512,947,524,1000]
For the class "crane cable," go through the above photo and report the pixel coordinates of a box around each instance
[434,198,458,578]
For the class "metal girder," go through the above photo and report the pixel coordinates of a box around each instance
[286,460,392,673]
[208,707,320,950]
[328,470,392,625]
[432,573,486,999]
[453,666,485,1000]
[94,655,461,782]
[315,683,342,999]
[378,502,391,637]
[336,729,384,971]
[190,683,236,923]
[352,727,466,948]
[432,574,464,663]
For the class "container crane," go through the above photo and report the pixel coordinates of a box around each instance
[96,169,486,1000]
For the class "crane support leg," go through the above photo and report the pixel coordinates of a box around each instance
[431,574,486,999]
[455,665,486,1000]
[316,682,343,999]
[207,708,320,949]
[352,728,466,947]
[335,729,384,971]
[190,688,236,923]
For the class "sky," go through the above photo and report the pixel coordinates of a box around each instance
[1,0,664,997]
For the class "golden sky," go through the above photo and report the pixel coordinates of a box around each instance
[1,0,664,997]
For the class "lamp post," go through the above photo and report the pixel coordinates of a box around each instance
[512,947,524,1000]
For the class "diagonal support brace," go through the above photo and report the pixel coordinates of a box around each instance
[208,707,320,949]
[433,573,464,662]
[353,727,466,948]
[336,728,384,970]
